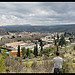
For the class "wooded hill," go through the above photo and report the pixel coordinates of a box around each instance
[0,24,75,33]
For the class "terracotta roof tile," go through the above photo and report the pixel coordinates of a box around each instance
[5,41,24,46]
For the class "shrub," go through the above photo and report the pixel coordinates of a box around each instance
[4,56,24,73]
[0,54,6,73]
[73,46,75,50]
[29,53,34,59]
[24,62,30,68]
[72,63,75,70]
[1,50,9,59]
[43,60,54,72]
[31,61,38,72]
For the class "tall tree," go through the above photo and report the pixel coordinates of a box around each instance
[64,32,66,37]
[39,39,43,56]
[0,48,1,53]
[54,39,57,46]
[34,46,36,57]
[57,45,59,52]
[26,48,30,57]
[59,35,66,47]
[57,34,59,42]
[34,43,38,57]
[21,47,27,57]
[17,45,20,57]
[36,42,38,57]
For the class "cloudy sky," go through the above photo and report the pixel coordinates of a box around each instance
[0,2,75,26]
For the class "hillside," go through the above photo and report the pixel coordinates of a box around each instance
[0,24,75,33]
[0,28,7,35]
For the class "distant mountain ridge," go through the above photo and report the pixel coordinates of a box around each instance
[0,24,32,27]
[0,24,75,33]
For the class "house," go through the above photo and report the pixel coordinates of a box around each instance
[5,41,25,50]
[9,50,22,56]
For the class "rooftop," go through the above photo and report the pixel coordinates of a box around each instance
[5,41,24,47]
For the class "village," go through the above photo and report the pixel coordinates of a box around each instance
[0,31,70,56]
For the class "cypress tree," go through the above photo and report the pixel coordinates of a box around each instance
[34,46,36,57]
[0,48,1,53]
[26,48,30,57]
[54,39,57,46]
[35,43,38,57]
[17,45,20,57]
[39,39,43,56]
[57,45,59,52]
[57,34,59,42]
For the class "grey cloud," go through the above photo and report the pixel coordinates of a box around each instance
[0,2,75,25]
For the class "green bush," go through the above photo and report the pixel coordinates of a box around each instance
[29,53,34,59]
[73,46,75,50]
[0,54,6,73]
[24,62,30,68]
[1,50,9,59]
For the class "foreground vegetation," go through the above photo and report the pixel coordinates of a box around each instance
[0,43,74,73]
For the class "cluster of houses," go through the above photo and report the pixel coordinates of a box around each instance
[0,32,71,56]
[4,41,41,56]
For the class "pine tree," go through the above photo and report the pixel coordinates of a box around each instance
[59,35,66,47]
[26,48,30,57]
[17,45,20,57]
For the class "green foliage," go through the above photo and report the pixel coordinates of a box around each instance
[35,43,38,57]
[0,46,12,51]
[43,47,51,56]
[29,53,34,59]
[57,34,59,42]
[57,46,59,52]
[73,46,75,50]
[54,39,57,46]
[17,45,20,57]
[30,50,33,54]
[21,47,27,57]
[0,54,6,73]
[26,48,30,57]
[0,48,1,53]
[24,62,30,68]
[59,35,66,47]
[1,50,9,59]
[34,43,38,57]
[34,46,36,57]
[38,39,43,56]
[72,63,75,70]
[53,47,57,54]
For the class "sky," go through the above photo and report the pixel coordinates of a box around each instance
[0,2,75,26]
